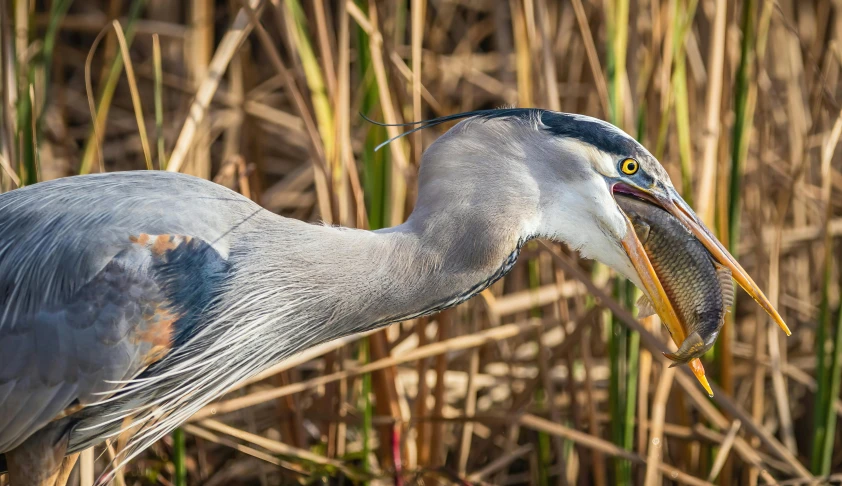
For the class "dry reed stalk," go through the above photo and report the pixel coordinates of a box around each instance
[335,0,366,227]
[707,419,742,482]
[509,0,533,108]
[99,0,121,85]
[272,370,307,450]
[78,0,145,175]
[535,0,559,111]
[751,295,769,485]
[312,1,337,103]
[191,318,544,420]
[101,441,127,486]
[430,309,450,469]
[635,315,654,463]
[313,0,350,225]
[642,365,674,486]
[570,0,609,116]
[467,443,533,481]
[455,329,480,477]
[199,419,348,469]
[411,0,425,166]
[278,0,335,183]
[368,332,405,473]
[519,413,714,486]
[389,51,444,115]
[492,282,585,315]
[167,0,260,173]
[535,316,569,486]
[412,317,431,466]
[182,424,306,473]
[356,0,410,227]
[185,0,213,179]
[694,0,726,225]
[110,20,152,170]
[238,1,334,223]
[0,153,19,187]
[768,205,797,455]
[674,371,808,481]
[580,326,607,486]
[79,448,94,486]
[14,2,28,102]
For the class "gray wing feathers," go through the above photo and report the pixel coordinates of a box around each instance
[0,171,254,327]
[0,172,251,453]
[0,243,173,452]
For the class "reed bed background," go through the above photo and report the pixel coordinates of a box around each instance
[1,0,841,484]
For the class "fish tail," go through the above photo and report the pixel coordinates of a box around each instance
[663,332,706,365]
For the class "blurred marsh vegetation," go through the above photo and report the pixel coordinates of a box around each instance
[1,0,842,485]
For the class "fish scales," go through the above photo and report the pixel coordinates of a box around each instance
[616,194,732,365]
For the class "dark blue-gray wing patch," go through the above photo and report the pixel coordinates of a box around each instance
[0,234,228,453]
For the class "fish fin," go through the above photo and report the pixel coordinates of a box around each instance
[715,263,734,310]
[663,332,706,365]
[636,294,657,318]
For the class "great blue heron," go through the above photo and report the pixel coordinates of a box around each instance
[0,108,788,485]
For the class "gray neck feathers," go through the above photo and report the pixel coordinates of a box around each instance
[225,136,541,349]
[233,195,530,346]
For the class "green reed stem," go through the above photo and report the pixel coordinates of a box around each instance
[728,0,754,253]
[815,286,842,475]
[172,427,186,486]
[152,34,165,169]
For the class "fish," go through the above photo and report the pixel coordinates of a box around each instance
[615,194,734,366]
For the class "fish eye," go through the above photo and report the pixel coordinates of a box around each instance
[620,158,639,175]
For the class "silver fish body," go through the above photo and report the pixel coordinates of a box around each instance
[616,194,733,365]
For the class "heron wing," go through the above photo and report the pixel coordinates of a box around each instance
[0,233,229,453]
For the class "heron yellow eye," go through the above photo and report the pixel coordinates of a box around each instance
[620,158,639,175]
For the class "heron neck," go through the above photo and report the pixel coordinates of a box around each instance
[245,207,526,340]
[298,189,532,338]
[361,216,525,326]
[239,183,535,343]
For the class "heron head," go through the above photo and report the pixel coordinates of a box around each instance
[397,109,789,392]
[532,110,790,390]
